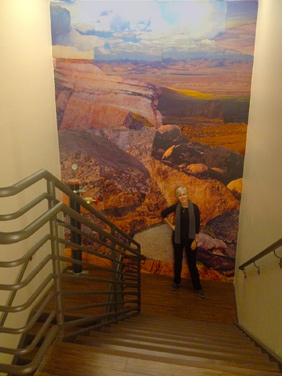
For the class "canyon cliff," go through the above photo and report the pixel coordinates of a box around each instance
[56,60,244,280]
[55,61,162,129]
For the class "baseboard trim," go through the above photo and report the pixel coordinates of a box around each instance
[235,322,282,372]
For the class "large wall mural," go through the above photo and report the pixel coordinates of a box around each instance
[50,0,258,282]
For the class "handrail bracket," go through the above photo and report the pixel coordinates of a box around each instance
[242,268,247,279]
[253,261,260,275]
[273,250,282,268]
[239,238,282,276]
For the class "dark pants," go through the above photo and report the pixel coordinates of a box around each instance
[173,240,202,290]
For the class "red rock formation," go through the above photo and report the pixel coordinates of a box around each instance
[56,60,244,280]
[148,158,239,226]
[55,60,162,130]
[153,124,244,184]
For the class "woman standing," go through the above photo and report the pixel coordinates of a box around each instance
[161,186,205,298]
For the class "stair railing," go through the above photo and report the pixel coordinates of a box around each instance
[0,169,143,375]
[238,238,282,277]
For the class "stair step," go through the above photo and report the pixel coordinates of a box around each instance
[103,324,254,348]
[75,334,277,371]
[131,314,241,332]
[73,340,280,374]
[35,341,282,376]
[92,328,264,356]
[13,316,94,371]
[124,356,282,376]
[121,315,241,330]
[121,317,245,336]
[108,321,253,346]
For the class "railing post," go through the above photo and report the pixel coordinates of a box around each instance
[136,243,141,313]
[111,227,119,321]
[67,179,82,274]
[47,179,65,338]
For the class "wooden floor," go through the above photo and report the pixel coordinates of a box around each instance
[35,273,282,376]
[49,269,237,324]
[59,269,238,324]
[140,272,237,324]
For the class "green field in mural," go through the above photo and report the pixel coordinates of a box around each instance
[51,0,258,281]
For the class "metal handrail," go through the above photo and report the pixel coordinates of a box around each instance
[0,169,143,375]
[238,237,282,275]
[0,169,139,247]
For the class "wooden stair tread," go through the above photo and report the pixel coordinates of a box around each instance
[108,322,253,345]
[102,323,253,343]
[75,335,278,371]
[32,270,281,376]
[89,329,264,356]
[119,318,243,333]
[130,314,240,331]
[102,324,256,343]
[120,315,243,330]
[36,341,281,376]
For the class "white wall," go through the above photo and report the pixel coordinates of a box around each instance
[0,0,60,370]
[0,0,60,184]
[235,0,282,361]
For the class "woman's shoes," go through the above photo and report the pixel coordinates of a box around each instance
[195,289,205,298]
[171,284,205,298]
[171,283,181,291]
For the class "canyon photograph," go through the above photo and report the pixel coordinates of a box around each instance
[50,0,258,281]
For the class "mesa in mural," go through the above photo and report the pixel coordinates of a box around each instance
[50,0,258,281]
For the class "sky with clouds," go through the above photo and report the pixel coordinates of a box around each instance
[50,0,258,60]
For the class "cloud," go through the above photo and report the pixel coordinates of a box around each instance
[68,29,102,51]
[110,15,130,32]
[51,5,103,52]
[50,6,71,45]
[50,0,257,60]
[100,10,114,17]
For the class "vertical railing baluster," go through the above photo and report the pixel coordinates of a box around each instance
[67,179,82,274]
[136,242,141,313]
[111,226,119,322]
[47,178,65,339]
[0,170,144,374]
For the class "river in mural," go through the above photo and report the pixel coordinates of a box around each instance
[50,0,258,282]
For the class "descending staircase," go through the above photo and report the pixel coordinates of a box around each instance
[1,171,281,376]
[36,314,282,376]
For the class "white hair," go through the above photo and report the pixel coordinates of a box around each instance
[175,186,188,198]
